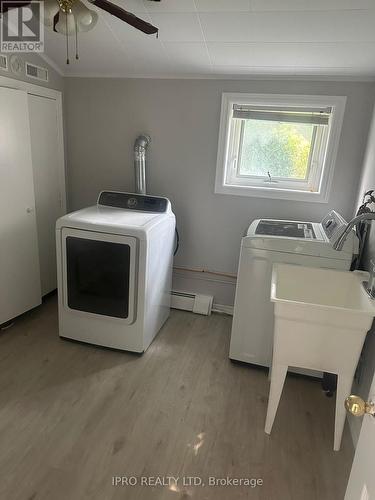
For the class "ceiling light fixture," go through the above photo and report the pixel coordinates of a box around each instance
[1,0,160,66]
[44,0,98,63]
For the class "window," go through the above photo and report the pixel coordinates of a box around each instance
[215,93,346,202]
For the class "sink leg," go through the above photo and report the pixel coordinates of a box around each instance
[334,374,353,451]
[265,364,288,434]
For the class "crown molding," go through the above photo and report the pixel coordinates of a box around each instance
[63,72,375,82]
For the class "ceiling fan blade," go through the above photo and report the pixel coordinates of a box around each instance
[53,11,59,33]
[0,0,31,14]
[90,0,158,35]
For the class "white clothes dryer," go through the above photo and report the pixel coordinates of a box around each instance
[56,191,175,352]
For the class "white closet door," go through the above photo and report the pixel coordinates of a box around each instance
[0,87,41,324]
[28,94,64,295]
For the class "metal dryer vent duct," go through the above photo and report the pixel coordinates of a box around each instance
[134,134,151,195]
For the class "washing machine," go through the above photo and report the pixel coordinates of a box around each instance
[56,191,176,352]
[229,210,359,367]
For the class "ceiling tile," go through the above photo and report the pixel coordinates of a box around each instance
[144,0,196,12]
[207,41,375,70]
[42,1,375,77]
[119,53,177,76]
[207,42,300,67]
[101,10,158,44]
[199,10,375,42]
[120,0,147,13]
[195,0,251,12]
[163,42,211,70]
[148,12,204,41]
[292,42,375,68]
[250,0,375,11]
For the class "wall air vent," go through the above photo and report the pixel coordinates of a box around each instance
[25,62,49,82]
[0,54,8,71]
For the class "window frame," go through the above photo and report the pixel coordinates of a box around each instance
[215,93,346,203]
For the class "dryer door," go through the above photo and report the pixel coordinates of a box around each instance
[61,228,137,323]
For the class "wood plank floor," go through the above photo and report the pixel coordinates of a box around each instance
[0,296,354,500]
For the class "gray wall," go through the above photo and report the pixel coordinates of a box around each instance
[65,78,375,305]
[349,103,375,446]
[0,52,63,91]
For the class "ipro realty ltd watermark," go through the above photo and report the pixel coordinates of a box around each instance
[1,0,44,52]
[112,476,264,489]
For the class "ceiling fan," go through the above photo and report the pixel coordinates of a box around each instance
[0,0,161,64]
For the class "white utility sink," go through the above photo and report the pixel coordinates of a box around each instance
[265,264,375,451]
[271,264,375,322]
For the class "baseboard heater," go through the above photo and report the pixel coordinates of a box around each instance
[170,290,213,316]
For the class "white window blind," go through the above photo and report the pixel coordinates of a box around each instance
[232,105,332,126]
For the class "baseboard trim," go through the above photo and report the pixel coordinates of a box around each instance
[212,303,234,316]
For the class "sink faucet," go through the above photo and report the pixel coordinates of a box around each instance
[333,212,375,251]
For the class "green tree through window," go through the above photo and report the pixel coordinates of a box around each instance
[239,120,313,180]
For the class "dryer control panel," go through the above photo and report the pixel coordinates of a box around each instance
[98,191,169,213]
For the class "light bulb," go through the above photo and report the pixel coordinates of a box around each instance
[72,0,98,32]
[43,0,60,27]
[55,11,76,35]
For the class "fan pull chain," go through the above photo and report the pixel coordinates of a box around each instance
[75,19,79,60]
[66,14,70,64]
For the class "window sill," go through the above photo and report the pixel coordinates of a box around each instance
[214,183,329,203]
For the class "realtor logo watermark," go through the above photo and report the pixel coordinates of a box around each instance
[1,1,44,52]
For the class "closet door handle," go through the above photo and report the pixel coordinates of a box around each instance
[26,207,34,213]
[345,395,375,417]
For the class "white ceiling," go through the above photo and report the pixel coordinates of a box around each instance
[43,0,375,78]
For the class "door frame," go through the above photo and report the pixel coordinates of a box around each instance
[0,74,66,214]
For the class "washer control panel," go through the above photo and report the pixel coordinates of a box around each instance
[98,191,169,213]
[255,220,316,239]
[320,210,347,241]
